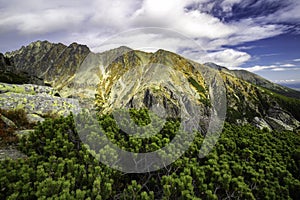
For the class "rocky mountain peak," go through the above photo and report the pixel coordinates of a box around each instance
[3,40,90,88]
[204,62,229,71]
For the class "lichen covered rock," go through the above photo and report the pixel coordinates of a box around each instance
[0,82,81,117]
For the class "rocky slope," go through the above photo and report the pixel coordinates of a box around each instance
[0,82,80,117]
[0,53,44,85]
[205,62,300,99]
[1,41,300,132]
[5,40,90,89]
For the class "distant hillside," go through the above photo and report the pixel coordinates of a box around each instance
[278,82,300,91]
[204,62,300,99]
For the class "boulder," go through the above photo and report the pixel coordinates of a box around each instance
[0,83,81,117]
[265,117,294,132]
[14,129,35,138]
[0,114,17,128]
[253,117,272,132]
[26,113,45,124]
[0,146,27,160]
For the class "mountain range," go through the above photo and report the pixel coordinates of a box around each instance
[1,40,300,133]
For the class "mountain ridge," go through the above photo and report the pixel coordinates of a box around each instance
[1,40,300,132]
[4,40,300,99]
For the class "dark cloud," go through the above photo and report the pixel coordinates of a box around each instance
[226,0,289,21]
[185,0,290,22]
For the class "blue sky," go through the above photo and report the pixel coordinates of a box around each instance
[228,34,300,83]
[0,0,299,84]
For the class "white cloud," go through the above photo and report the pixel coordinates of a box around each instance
[0,1,90,34]
[260,53,281,57]
[272,68,288,71]
[245,64,299,72]
[202,49,251,68]
[293,59,300,62]
[280,64,296,67]
[90,0,142,29]
[0,0,299,70]
[131,0,236,41]
[237,45,257,50]
[220,0,242,12]
[245,65,278,72]
[273,79,300,84]
[67,0,286,58]
[260,1,300,23]
[74,28,206,55]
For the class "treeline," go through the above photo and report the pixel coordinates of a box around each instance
[0,109,300,199]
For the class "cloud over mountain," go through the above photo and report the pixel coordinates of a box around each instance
[0,0,299,71]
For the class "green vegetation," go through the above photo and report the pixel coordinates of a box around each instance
[269,85,300,100]
[0,109,300,199]
[0,71,29,84]
[188,77,206,94]
[188,77,211,107]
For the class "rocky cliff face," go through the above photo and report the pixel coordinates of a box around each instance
[5,40,90,89]
[1,41,300,132]
[220,71,300,130]
[0,53,44,85]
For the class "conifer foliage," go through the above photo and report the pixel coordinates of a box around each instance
[0,110,300,199]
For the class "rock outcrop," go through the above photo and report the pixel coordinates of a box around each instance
[0,146,27,160]
[0,82,81,117]
[0,114,17,128]
[252,117,272,131]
